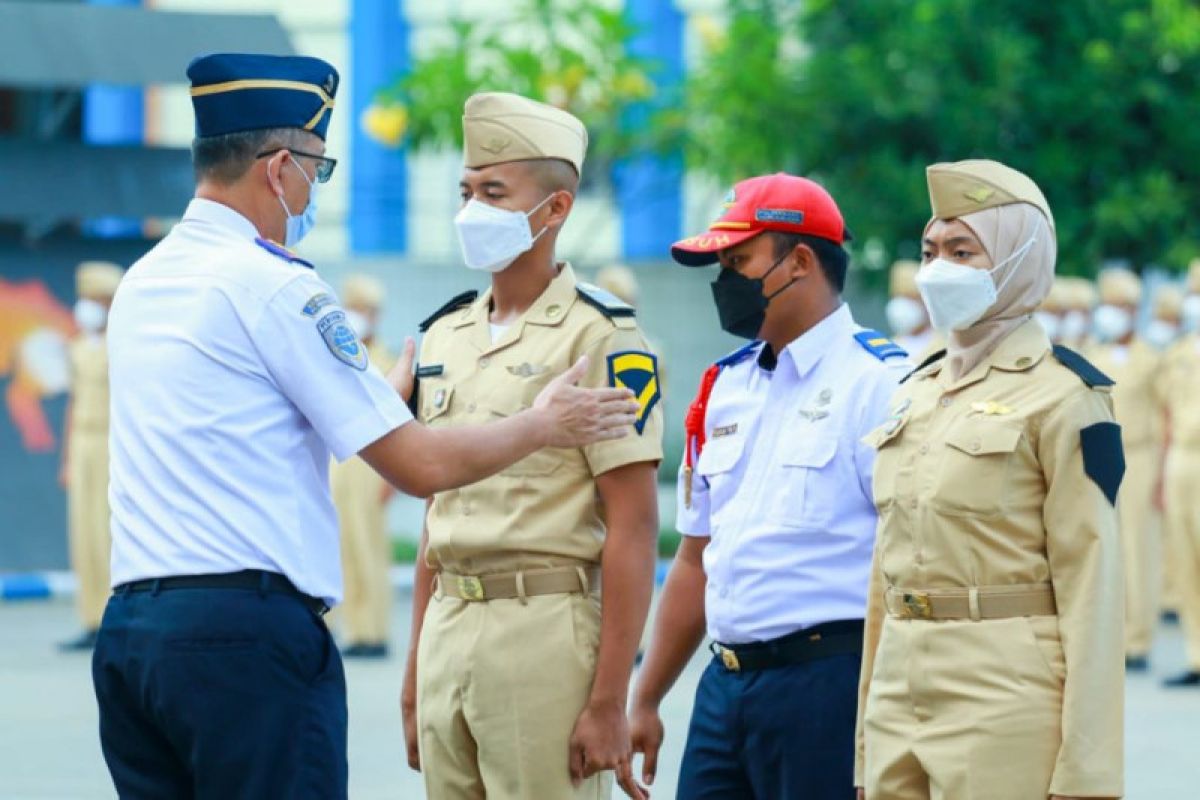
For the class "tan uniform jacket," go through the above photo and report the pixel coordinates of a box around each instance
[856,320,1124,797]
[1161,335,1200,449]
[417,264,664,574]
[69,336,110,433]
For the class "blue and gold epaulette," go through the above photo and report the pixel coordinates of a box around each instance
[254,237,314,269]
[854,330,907,361]
[1052,344,1115,388]
[715,341,760,368]
[419,290,478,333]
[576,282,636,318]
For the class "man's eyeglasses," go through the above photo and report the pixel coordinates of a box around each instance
[256,148,338,184]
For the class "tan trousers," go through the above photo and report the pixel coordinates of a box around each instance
[1119,444,1161,656]
[1165,448,1200,669]
[863,616,1063,799]
[329,458,391,643]
[417,590,612,800]
[67,431,110,630]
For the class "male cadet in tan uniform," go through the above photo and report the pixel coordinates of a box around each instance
[403,93,664,799]
[885,259,938,358]
[1059,276,1097,349]
[1085,268,1163,670]
[1034,276,1071,344]
[330,274,397,658]
[1161,258,1200,686]
[59,261,123,651]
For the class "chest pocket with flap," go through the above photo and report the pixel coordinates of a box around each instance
[487,380,564,477]
[778,433,839,529]
[935,418,1023,516]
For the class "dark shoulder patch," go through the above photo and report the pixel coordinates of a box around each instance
[254,237,314,269]
[576,282,636,318]
[715,341,760,368]
[854,330,908,361]
[1052,344,1115,388]
[419,290,478,333]
[1081,421,1125,506]
[899,348,946,384]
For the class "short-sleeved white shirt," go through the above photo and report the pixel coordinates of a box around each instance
[106,199,412,605]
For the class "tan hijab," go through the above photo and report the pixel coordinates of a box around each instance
[936,202,1056,380]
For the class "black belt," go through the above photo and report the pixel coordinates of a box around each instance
[114,569,329,616]
[710,619,864,672]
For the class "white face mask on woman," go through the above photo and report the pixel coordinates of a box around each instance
[454,195,553,273]
[915,223,1040,332]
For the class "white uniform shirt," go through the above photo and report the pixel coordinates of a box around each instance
[107,199,412,604]
[677,304,909,644]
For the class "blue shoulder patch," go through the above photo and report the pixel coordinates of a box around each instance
[255,237,314,270]
[854,330,908,361]
[607,351,661,435]
[715,341,760,368]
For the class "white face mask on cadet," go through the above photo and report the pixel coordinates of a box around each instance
[74,299,107,333]
[885,296,927,337]
[915,226,1040,332]
[1092,304,1133,343]
[455,195,553,273]
[1060,310,1089,342]
[1144,319,1178,350]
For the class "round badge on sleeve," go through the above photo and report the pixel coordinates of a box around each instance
[317,310,368,371]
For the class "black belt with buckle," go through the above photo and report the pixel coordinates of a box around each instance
[710,619,865,672]
[114,569,329,616]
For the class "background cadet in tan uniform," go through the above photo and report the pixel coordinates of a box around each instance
[1059,276,1097,350]
[59,261,123,652]
[1085,268,1162,670]
[855,160,1125,800]
[329,274,397,658]
[402,93,664,800]
[1160,259,1200,687]
[1034,276,1071,344]
[885,259,939,358]
[1145,284,1183,351]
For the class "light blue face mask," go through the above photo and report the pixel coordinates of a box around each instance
[277,160,318,247]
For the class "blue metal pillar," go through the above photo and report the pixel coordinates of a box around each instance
[83,0,144,238]
[617,0,685,261]
[350,0,410,254]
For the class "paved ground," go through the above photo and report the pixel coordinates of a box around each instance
[2,595,1197,799]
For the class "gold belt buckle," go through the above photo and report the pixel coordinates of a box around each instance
[457,575,485,602]
[719,646,741,672]
[902,591,933,620]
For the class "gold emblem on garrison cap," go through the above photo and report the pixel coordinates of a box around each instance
[926,159,1055,232]
[463,92,588,174]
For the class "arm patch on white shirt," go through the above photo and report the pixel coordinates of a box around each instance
[317,310,368,371]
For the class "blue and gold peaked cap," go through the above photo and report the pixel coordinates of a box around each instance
[187,53,339,140]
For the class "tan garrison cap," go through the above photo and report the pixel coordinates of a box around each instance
[889,259,920,297]
[1188,258,1200,294]
[1098,268,1142,305]
[1043,277,1070,313]
[926,159,1055,232]
[341,274,385,309]
[1154,285,1184,320]
[463,92,588,174]
[76,261,123,298]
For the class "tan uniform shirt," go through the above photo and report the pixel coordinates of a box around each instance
[418,264,664,575]
[857,320,1124,796]
[1161,335,1200,449]
[69,336,109,433]
[1085,339,1162,448]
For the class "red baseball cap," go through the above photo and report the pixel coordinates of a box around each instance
[670,173,850,267]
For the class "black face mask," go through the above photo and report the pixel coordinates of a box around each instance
[710,253,795,340]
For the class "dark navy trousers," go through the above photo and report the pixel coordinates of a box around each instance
[92,586,347,799]
[677,650,861,800]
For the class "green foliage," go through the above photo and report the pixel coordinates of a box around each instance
[683,0,1200,275]
[376,0,661,182]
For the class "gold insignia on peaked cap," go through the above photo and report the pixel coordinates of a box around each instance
[76,260,124,298]
[926,159,1055,232]
[463,92,588,174]
[889,259,921,297]
[341,274,386,309]
[1098,267,1142,305]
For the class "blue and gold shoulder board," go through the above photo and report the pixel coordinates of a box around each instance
[1052,344,1115,388]
[715,341,760,368]
[255,237,314,269]
[577,283,636,318]
[607,350,661,435]
[419,290,478,333]
[854,330,907,361]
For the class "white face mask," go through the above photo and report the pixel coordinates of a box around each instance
[885,296,927,337]
[1093,304,1133,343]
[74,299,107,333]
[454,195,553,273]
[1182,295,1200,333]
[915,226,1038,332]
[344,309,373,340]
[1060,310,1089,342]
[1034,311,1061,342]
[1144,319,1178,350]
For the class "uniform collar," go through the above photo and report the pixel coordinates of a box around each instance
[933,317,1049,390]
[182,198,260,241]
[451,262,580,355]
[781,302,853,378]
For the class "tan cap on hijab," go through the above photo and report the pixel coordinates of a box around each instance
[1097,268,1142,305]
[927,160,1055,234]
[463,92,588,175]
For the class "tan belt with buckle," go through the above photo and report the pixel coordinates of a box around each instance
[438,566,600,603]
[885,584,1056,621]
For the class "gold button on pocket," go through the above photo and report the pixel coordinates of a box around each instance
[934,419,1023,517]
